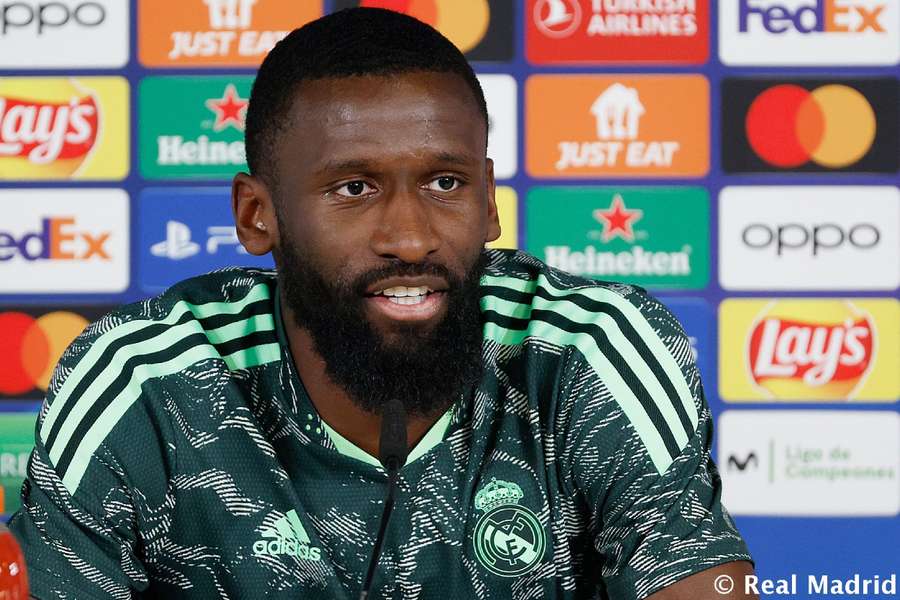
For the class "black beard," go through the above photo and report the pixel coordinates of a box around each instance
[276,233,486,418]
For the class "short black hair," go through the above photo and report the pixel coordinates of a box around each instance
[245,7,488,188]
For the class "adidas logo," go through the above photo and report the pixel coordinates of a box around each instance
[252,509,322,561]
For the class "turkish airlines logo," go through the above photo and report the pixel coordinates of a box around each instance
[0,94,98,164]
[527,0,708,64]
[722,78,898,173]
[534,0,581,38]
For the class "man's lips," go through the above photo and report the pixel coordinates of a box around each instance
[365,290,447,323]
[364,275,449,296]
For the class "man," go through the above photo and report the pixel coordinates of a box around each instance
[10,8,755,600]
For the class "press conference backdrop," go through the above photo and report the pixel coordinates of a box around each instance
[0,1,897,597]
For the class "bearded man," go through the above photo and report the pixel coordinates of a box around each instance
[10,8,754,600]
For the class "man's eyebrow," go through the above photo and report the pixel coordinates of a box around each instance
[314,152,479,175]
[314,158,373,175]
[434,151,479,166]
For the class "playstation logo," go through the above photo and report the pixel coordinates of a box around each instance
[150,220,248,261]
[151,221,201,260]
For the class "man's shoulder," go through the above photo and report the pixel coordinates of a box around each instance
[55,267,281,381]
[481,250,701,475]
[36,267,283,494]
[481,249,679,348]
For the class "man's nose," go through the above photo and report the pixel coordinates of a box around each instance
[369,186,440,263]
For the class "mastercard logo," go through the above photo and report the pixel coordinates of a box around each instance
[359,0,490,52]
[0,311,89,396]
[745,84,876,169]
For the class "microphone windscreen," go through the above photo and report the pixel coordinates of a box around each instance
[379,399,408,470]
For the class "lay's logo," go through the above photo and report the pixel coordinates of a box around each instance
[0,95,98,164]
[0,78,129,180]
[720,299,899,402]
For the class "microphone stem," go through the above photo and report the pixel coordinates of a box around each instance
[359,461,400,600]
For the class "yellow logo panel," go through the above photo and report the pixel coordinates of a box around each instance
[719,298,899,402]
[486,186,517,250]
[0,77,129,180]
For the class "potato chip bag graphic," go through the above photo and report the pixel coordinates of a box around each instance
[0,78,100,179]
[748,300,875,399]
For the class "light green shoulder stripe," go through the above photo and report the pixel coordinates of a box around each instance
[45,313,275,458]
[483,274,697,430]
[481,290,672,472]
[42,283,271,438]
[527,319,673,473]
[62,341,281,495]
[485,294,689,451]
[482,273,536,294]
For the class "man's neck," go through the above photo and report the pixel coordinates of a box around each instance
[280,296,444,459]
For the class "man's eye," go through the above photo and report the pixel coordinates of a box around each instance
[335,181,374,197]
[425,176,461,192]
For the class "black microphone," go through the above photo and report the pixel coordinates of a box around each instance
[359,399,408,600]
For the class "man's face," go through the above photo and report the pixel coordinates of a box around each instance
[268,71,500,416]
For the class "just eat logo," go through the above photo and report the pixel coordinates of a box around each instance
[0,217,110,261]
[739,0,885,33]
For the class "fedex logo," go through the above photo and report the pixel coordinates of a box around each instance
[740,0,886,33]
[0,217,109,261]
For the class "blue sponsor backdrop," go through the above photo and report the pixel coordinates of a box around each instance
[0,1,897,597]
[138,187,274,293]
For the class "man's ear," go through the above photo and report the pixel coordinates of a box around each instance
[484,158,501,244]
[233,172,278,256]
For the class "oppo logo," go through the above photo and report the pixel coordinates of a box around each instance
[742,223,880,255]
[0,2,105,35]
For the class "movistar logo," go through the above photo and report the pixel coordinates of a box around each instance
[252,509,322,561]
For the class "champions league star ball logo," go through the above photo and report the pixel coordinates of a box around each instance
[472,478,546,577]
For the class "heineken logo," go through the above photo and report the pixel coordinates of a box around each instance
[527,186,710,290]
[472,478,546,577]
[140,75,253,179]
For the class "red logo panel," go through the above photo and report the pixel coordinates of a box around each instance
[526,0,709,64]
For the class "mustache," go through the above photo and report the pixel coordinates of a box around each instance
[349,262,458,296]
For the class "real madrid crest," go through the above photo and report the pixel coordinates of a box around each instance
[472,478,546,577]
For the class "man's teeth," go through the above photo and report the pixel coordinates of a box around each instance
[374,285,433,306]
[388,295,426,305]
[377,285,431,297]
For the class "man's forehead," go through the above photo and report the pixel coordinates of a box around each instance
[286,72,483,131]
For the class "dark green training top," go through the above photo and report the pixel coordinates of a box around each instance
[10,249,750,599]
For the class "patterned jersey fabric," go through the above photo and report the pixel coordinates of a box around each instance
[10,249,751,599]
